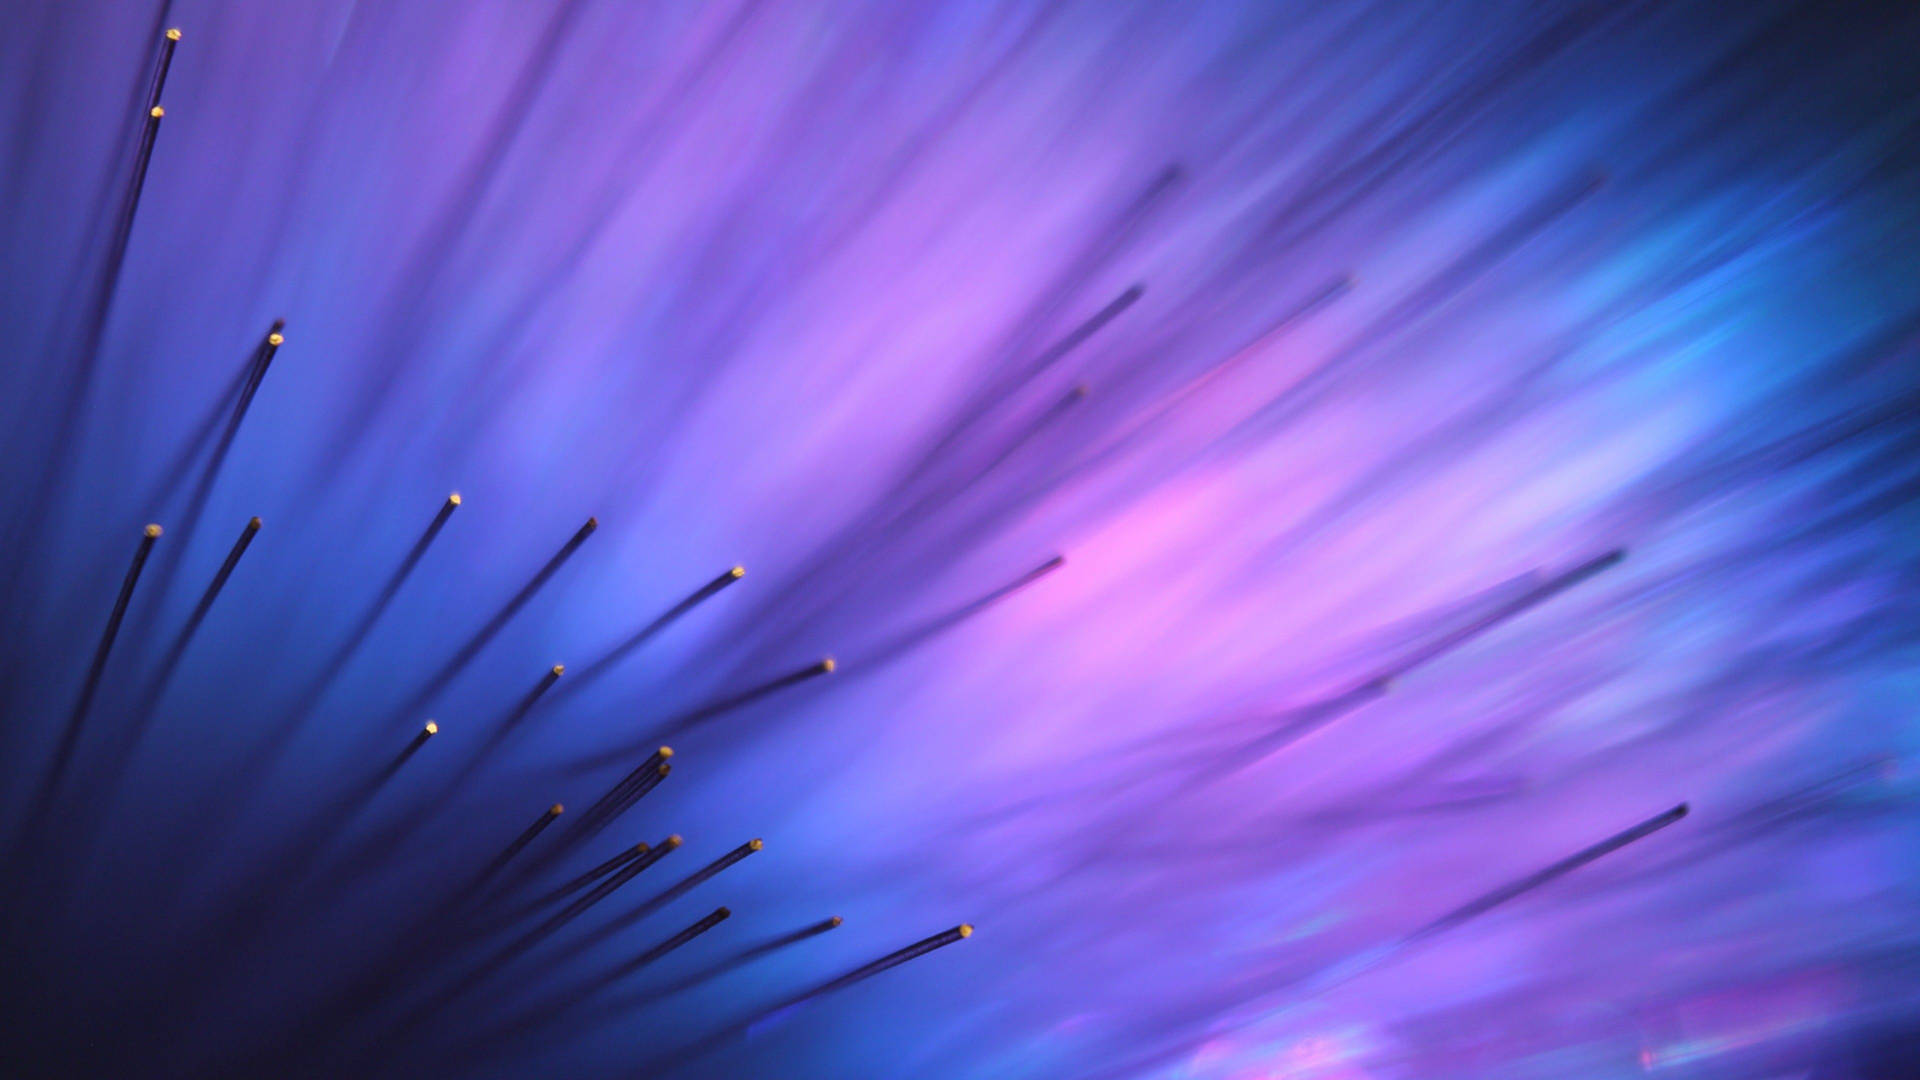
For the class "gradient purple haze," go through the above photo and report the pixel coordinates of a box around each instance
[0,1,1917,1077]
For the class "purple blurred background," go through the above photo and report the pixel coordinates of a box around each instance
[2,1,1918,1077]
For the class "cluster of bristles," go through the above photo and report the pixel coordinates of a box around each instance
[0,25,971,1078]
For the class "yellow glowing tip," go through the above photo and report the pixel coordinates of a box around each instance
[665,834,683,848]
[447,492,462,506]
[423,720,438,735]
[729,565,745,578]
[150,106,164,119]
[143,524,163,538]
[548,803,564,816]
[634,842,650,853]
[657,762,671,777]
[165,28,182,41]
[267,332,284,347]
[248,517,262,528]
[821,657,836,673]
[658,746,674,759]
[958,924,974,938]
[748,838,764,851]
[551,664,565,676]
[829,916,843,927]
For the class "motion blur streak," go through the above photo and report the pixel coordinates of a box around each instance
[1,0,1917,1077]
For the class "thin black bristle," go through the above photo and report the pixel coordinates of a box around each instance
[607,904,731,980]
[472,803,566,893]
[525,839,762,978]
[64,516,264,850]
[475,840,652,934]
[151,322,285,587]
[386,516,597,725]
[635,915,843,1005]
[294,492,463,714]
[131,515,261,718]
[1407,802,1689,944]
[554,565,746,702]
[650,923,973,1070]
[369,835,687,1057]
[526,834,683,946]
[772,923,974,1008]
[0,26,181,636]
[567,747,675,843]
[33,525,162,809]
[383,720,439,778]
[453,915,843,1071]
[657,656,836,739]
